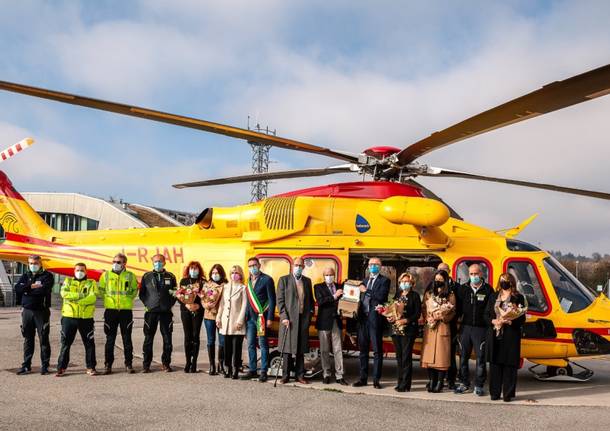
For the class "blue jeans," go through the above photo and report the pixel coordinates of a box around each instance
[246,317,269,374]
[204,318,225,349]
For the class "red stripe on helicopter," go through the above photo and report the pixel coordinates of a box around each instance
[0,171,25,200]
[556,327,610,336]
[5,232,113,258]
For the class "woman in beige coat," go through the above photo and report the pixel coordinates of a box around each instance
[421,269,456,393]
[216,265,247,379]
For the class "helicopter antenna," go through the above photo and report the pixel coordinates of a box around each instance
[247,117,274,202]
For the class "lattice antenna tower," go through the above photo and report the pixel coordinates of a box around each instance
[247,116,275,202]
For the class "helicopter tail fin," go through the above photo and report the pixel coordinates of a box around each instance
[0,170,55,243]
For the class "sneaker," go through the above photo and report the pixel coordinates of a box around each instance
[240,372,259,380]
[16,367,31,375]
[474,386,484,396]
[454,384,470,394]
[86,368,98,376]
[55,368,66,377]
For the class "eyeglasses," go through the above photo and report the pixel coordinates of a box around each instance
[112,261,123,264]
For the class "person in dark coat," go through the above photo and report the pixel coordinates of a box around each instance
[314,266,348,385]
[277,257,314,384]
[485,273,527,402]
[353,257,390,389]
[177,261,205,373]
[14,254,54,375]
[387,272,421,392]
[139,254,177,373]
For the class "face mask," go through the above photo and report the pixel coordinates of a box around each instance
[400,282,411,291]
[293,267,303,278]
[231,273,241,282]
[434,280,445,289]
[500,280,511,290]
[249,266,260,276]
[153,261,164,272]
[369,264,380,275]
[470,275,481,285]
[189,269,199,279]
[324,275,335,284]
[211,273,221,283]
[75,270,86,280]
[29,264,40,273]
[112,263,123,272]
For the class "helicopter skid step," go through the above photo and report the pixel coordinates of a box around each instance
[528,362,594,382]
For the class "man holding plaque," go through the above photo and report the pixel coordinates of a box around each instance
[241,256,276,382]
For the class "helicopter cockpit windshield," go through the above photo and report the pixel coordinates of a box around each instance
[543,256,597,313]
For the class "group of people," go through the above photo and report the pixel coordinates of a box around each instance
[14,254,525,402]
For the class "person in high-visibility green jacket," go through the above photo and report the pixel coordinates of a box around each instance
[56,262,98,377]
[98,252,139,374]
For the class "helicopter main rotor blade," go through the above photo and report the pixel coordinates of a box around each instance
[420,167,610,200]
[0,80,358,164]
[173,164,356,189]
[396,63,610,166]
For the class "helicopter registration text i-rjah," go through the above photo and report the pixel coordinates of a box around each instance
[2,63,610,382]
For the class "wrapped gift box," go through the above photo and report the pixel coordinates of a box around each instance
[338,279,362,319]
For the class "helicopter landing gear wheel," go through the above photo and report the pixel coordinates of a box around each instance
[546,364,573,377]
[529,361,592,382]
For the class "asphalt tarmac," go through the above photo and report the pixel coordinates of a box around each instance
[2,305,610,430]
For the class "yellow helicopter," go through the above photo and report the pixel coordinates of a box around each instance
[2,63,610,382]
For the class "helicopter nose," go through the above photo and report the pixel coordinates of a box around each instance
[573,328,610,355]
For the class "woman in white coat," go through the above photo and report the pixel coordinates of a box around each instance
[216,265,247,379]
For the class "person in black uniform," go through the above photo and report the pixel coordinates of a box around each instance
[178,261,206,373]
[387,272,421,392]
[14,255,54,375]
[485,273,526,402]
[139,254,177,373]
[454,263,493,396]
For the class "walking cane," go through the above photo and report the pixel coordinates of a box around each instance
[274,322,289,388]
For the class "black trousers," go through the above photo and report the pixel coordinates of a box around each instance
[392,333,415,390]
[459,325,487,388]
[357,319,384,382]
[21,308,51,369]
[57,317,96,370]
[224,335,244,369]
[447,322,458,384]
[143,311,173,367]
[104,309,134,367]
[180,308,204,365]
[489,363,518,399]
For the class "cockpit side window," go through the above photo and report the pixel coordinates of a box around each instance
[543,256,596,313]
[506,260,549,314]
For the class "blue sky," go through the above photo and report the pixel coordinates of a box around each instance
[1,0,610,254]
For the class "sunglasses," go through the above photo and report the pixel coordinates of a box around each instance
[112,261,123,264]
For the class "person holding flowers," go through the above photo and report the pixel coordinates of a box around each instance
[216,265,247,379]
[485,273,527,402]
[177,261,205,373]
[202,264,227,376]
[420,269,456,393]
[386,272,421,392]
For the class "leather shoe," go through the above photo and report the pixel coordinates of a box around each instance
[323,376,331,384]
[40,367,49,376]
[240,372,259,380]
[336,378,348,386]
[16,367,31,375]
[258,373,268,383]
[296,377,309,384]
[373,381,382,389]
[142,367,151,374]
[280,377,289,384]
[352,380,367,387]
[104,367,112,375]
[55,368,66,377]
[126,366,135,374]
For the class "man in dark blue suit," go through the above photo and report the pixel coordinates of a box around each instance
[353,257,390,389]
[242,256,276,382]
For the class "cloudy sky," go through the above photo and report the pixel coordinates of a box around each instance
[1,0,610,255]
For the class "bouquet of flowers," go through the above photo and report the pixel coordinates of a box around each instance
[426,295,454,330]
[494,301,527,336]
[375,300,406,335]
[200,283,221,308]
[175,282,201,305]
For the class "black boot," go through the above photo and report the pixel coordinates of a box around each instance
[218,346,226,375]
[427,369,435,393]
[224,365,232,378]
[208,345,217,376]
[184,359,192,373]
[433,371,445,393]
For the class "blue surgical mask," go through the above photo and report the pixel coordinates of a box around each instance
[29,264,40,273]
[153,261,164,272]
[211,273,221,283]
[189,269,199,279]
[400,282,411,291]
[249,266,260,276]
[369,264,380,275]
[293,266,303,278]
[470,275,481,285]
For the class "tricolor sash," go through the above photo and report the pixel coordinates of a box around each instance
[247,278,269,336]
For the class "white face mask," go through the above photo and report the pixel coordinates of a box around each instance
[112,263,124,272]
[74,270,86,280]
[189,269,199,279]
[324,275,335,284]
[211,273,221,283]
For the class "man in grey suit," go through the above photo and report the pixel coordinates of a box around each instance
[277,257,314,384]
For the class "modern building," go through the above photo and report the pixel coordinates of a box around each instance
[0,192,195,306]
